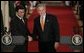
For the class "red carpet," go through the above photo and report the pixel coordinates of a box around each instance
[27,6,80,52]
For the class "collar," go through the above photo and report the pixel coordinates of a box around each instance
[16,13,22,20]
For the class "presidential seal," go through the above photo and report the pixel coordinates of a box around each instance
[72,34,83,45]
[1,33,12,45]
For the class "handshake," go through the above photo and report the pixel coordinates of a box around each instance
[28,36,33,42]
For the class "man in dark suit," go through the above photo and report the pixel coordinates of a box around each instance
[10,5,31,52]
[32,4,60,52]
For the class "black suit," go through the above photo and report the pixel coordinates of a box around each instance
[32,13,60,52]
[10,16,29,52]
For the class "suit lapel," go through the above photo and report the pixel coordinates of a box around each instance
[38,16,42,31]
[16,16,25,27]
[44,14,49,32]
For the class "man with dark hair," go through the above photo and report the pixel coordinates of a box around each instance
[10,5,30,52]
[9,1,27,19]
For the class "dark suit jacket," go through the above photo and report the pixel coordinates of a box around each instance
[32,13,60,42]
[10,16,29,42]
[10,16,30,52]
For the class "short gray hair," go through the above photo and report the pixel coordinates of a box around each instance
[37,3,46,8]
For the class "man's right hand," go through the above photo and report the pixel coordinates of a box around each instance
[28,36,33,42]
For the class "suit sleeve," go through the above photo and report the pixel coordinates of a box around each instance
[52,16,60,42]
[10,19,20,36]
[32,19,38,40]
[24,18,31,36]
